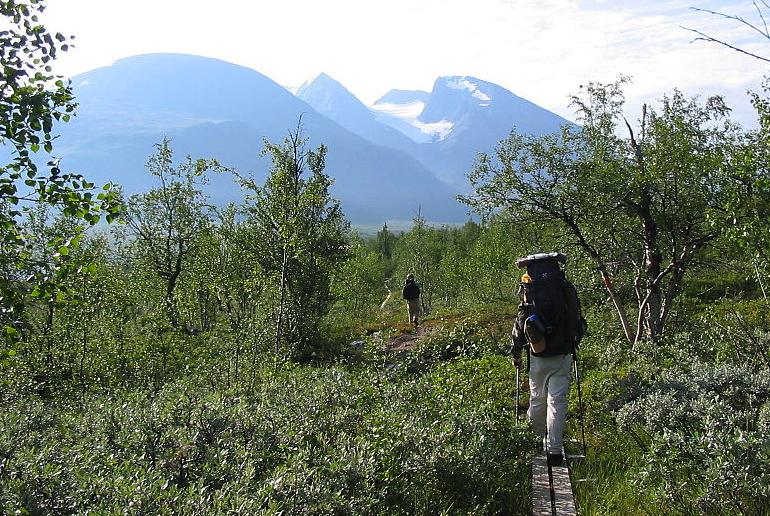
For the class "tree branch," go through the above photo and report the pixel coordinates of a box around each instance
[690,6,770,39]
[682,26,770,63]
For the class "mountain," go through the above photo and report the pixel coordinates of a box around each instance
[296,73,418,157]
[370,90,442,145]
[370,76,573,188]
[298,74,572,191]
[376,90,430,105]
[19,54,574,223]
[55,54,467,224]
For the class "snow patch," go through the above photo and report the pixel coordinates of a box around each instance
[372,101,425,119]
[416,119,454,140]
[370,101,454,143]
[446,77,490,101]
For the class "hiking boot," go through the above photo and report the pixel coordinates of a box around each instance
[547,453,564,466]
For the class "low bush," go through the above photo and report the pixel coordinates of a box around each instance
[614,362,770,515]
[413,314,510,363]
[0,355,532,515]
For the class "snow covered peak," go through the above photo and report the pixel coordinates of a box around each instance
[428,76,498,112]
[367,78,500,143]
[443,77,491,103]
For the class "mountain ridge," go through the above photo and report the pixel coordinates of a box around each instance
[57,53,466,224]
[42,53,572,223]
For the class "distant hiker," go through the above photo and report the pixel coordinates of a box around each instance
[511,252,586,467]
[402,273,421,328]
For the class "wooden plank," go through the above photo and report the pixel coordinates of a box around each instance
[532,454,553,516]
[550,462,577,515]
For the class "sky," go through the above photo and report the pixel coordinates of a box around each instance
[43,0,770,127]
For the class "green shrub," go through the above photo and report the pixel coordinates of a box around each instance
[0,357,532,515]
[413,315,509,363]
[614,362,770,514]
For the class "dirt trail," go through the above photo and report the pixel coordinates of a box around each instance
[382,325,432,353]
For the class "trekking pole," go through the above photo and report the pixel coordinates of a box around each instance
[573,351,587,457]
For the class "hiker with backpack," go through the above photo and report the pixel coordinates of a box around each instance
[402,273,421,328]
[511,252,586,466]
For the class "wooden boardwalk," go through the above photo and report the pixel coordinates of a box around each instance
[532,454,577,515]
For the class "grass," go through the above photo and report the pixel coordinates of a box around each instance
[569,445,655,515]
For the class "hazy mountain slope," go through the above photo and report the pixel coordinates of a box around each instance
[296,73,419,157]
[55,54,466,223]
[371,76,573,189]
[300,74,573,192]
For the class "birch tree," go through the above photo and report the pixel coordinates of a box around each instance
[462,79,743,347]
[1,0,120,341]
[236,124,348,360]
[125,139,217,332]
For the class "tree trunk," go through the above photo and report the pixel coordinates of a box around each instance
[274,245,289,356]
[564,213,636,343]
[600,271,636,343]
[44,300,55,361]
[625,111,664,344]
[166,273,180,330]
[640,198,663,343]
[165,243,185,330]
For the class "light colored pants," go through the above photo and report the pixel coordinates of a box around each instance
[406,299,420,324]
[528,353,572,455]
